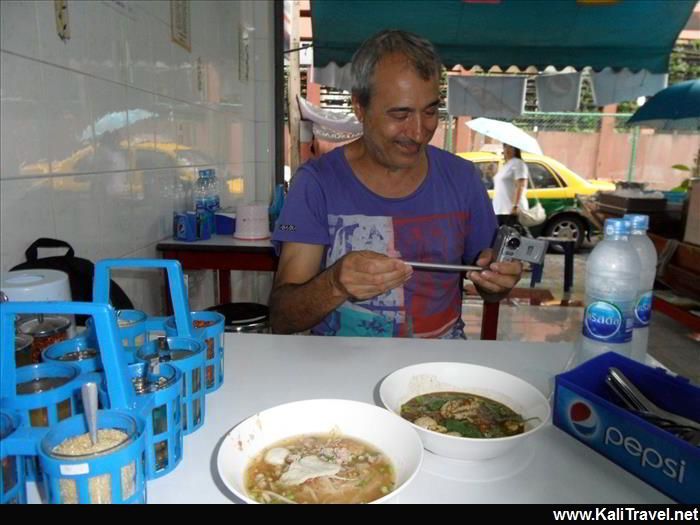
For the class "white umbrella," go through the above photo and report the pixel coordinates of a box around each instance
[466,117,543,155]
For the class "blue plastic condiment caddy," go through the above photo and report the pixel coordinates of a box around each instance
[1,258,226,502]
[1,301,148,503]
[94,259,225,395]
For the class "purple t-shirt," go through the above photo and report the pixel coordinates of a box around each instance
[272,145,497,338]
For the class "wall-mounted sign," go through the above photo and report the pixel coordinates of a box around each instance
[238,25,250,82]
[170,0,191,52]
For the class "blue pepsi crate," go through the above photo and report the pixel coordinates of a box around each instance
[553,352,699,503]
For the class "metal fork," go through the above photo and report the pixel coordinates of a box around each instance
[606,373,700,446]
[607,368,700,432]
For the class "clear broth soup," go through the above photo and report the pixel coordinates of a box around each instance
[245,433,395,504]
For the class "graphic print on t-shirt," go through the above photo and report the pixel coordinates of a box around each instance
[325,212,465,337]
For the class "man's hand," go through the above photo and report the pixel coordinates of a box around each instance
[329,251,413,301]
[467,248,522,302]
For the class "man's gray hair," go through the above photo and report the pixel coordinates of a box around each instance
[350,30,442,108]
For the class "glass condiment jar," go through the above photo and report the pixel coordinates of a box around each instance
[45,414,138,504]
[18,316,71,364]
[14,334,34,367]
[16,365,78,427]
[116,309,147,348]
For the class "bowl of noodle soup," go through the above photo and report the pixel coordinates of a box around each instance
[217,399,423,504]
[379,362,551,461]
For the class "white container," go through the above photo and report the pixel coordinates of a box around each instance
[1,269,71,302]
[379,362,551,461]
[233,203,270,240]
[580,218,640,363]
[1,269,75,336]
[624,214,658,363]
[216,399,423,504]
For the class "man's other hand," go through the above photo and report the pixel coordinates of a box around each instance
[467,248,522,301]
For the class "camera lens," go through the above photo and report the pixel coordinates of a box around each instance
[506,237,521,249]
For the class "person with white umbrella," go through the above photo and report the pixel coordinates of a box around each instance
[492,144,529,228]
[467,118,543,231]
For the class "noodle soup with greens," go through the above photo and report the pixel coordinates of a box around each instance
[400,391,531,438]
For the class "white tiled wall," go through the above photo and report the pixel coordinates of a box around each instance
[1,0,276,313]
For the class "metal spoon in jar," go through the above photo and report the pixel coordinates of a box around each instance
[81,382,99,446]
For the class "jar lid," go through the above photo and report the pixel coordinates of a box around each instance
[58,348,99,361]
[18,316,71,337]
[141,349,193,363]
[15,333,33,352]
[117,309,147,328]
[132,370,177,394]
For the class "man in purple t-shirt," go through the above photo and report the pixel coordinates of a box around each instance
[270,30,522,339]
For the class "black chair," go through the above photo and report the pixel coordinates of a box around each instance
[206,302,270,333]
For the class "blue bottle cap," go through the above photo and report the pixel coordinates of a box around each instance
[604,218,631,237]
[623,214,649,233]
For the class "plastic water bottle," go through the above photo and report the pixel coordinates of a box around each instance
[194,169,214,235]
[193,169,208,213]
[202,169,220,233]
[206,168,221,213]
[579,218,641,363]
[624,214,658,363]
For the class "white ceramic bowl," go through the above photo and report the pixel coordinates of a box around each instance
[216,399,424,504]
[379,362,551,461]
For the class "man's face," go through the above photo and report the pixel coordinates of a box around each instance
[353,53,440,170]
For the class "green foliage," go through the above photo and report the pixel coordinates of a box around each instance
[669,41,700,85]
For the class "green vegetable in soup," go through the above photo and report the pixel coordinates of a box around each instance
[400,391,532,439]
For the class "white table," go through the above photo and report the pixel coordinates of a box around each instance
[141,333,671,504]
[25,333,672,504]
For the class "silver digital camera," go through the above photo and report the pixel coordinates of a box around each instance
[493,226,548,265]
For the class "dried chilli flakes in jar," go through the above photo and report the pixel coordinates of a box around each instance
[31,332,69,363]
[206,365,215,388]
[193,320,216,360]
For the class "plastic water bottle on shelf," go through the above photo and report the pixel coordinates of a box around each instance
[193,169,208,213]
[194,169,214,236]
[579,218,641,364]
[203,169,220,234]
[624,214,658,363]
[206,168,221,213]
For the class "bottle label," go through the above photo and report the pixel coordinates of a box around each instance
[583,300,632,344]
[205,196,218,212]
[634,291,653,328]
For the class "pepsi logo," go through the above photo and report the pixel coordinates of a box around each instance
[569,401,598,437]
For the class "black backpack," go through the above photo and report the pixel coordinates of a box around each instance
[10,238,134,325]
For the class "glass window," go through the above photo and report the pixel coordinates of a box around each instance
[526,163,561,189]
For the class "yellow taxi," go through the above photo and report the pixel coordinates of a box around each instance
[458,150,615,250]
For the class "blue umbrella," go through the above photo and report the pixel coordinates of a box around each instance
[627,79,700,131]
